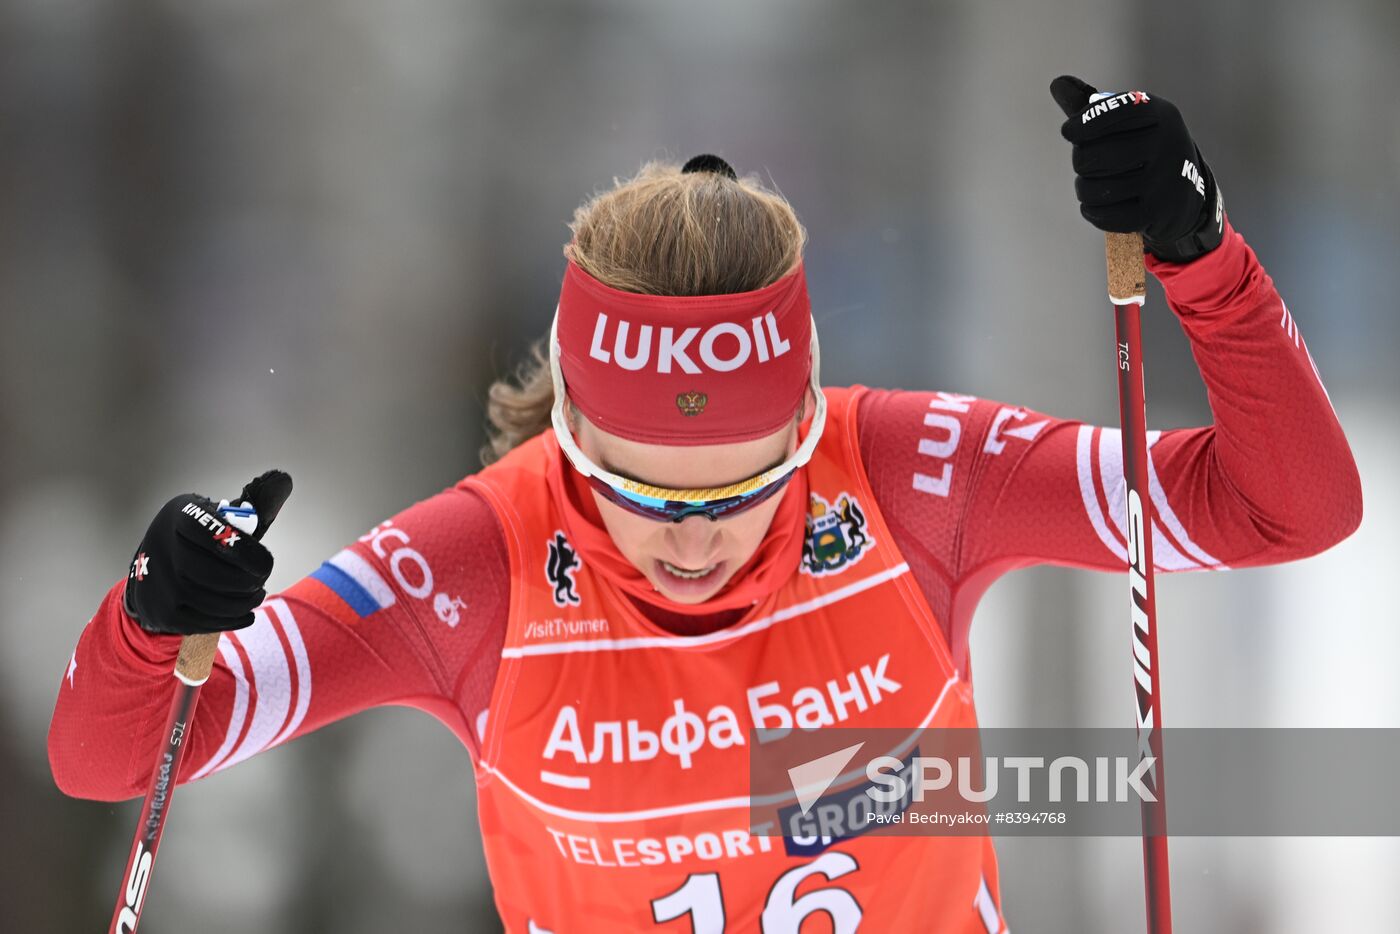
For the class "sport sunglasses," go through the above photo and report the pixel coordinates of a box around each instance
[548,312,827,523]
[582,468,797,522]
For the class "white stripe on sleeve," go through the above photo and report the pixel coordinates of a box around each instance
[190,635,250,779]
[267,599,313,748]
[219,607,294,771]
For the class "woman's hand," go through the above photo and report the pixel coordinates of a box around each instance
[122,469,292,635]
[1050,74,1225,262]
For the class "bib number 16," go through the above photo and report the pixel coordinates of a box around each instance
[650,852,862,933]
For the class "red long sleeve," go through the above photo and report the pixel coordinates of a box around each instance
[856,220,1362,676]
[48,485,510,801]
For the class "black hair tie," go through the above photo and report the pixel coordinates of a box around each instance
[681,154,738,181]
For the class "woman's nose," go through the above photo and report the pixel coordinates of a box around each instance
[665,515,721,566]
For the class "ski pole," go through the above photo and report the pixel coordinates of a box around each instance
[1105,228,1173,933]
[110,631,221,933]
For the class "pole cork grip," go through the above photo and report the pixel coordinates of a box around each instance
[174,632,221,685]
[1105,231,1147,304]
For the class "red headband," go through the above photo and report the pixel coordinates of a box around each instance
[554,260,814,445]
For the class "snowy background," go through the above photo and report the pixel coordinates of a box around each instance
[3,0,1398,931]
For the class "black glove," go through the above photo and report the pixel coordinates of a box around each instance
[123,469,293,635]
[1050,75,1225,262]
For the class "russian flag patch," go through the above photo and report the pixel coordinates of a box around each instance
[301,549,397,621]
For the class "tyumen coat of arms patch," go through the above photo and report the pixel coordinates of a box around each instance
[546,530,582,607]
[801,491,872,576]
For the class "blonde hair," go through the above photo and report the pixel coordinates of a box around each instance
[480,160,808,465]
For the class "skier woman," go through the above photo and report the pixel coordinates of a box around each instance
[50,78,1361,931]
